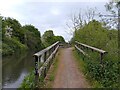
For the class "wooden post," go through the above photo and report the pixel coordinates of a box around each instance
[53,45,55,52]
[35,56,39,75]
[35,74,39,88]
[44,51,47,62]
[44,67,46,78]
[34,56,39,88]
[100,53,103,64]
[48,49,50,57]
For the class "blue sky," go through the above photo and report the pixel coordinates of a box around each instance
[0,0,109,41]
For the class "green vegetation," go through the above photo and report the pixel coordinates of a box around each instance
[19,70,36,88]
[19,50,60,88]
[1,16,65,88]
[71,20,119,88]
[1,16,65,56]
[2,37,27,56]
[1,17,44,56]
[42,30,65,47]
[22,25,44,52]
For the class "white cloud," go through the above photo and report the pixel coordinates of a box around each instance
[51,8,60,16]
[0,1,108,41]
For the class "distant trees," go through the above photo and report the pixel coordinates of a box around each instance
[2,17,43,56]
[2,16,65,56]
[54,36,65,43]
[41,30,65,47]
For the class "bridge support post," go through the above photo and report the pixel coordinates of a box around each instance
[35,56,39,75]
[44,52,47,62]
[34,56,39,88]
[100,53,103,64]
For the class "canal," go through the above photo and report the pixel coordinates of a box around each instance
[2,51,34,88]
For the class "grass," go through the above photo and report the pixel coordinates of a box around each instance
[19,69,35,89]
[73,47,119,88]
[72,47,102,88]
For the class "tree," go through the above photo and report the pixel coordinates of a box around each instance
[67,8,96,39]
[41,30,55,47]
[0,16,2,41]
[42,30,65,47]
[22,25,43,51]
[54,36,65,43]
[2,16,44,56]
[99,0,119,29]
[2,17,25,43]
[22,25,41,38]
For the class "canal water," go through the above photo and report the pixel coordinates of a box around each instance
[2,51,35,88]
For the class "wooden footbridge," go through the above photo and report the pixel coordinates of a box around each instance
[33,41,107,88]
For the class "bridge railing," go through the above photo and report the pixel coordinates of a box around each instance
[75,41,107,64]
[33,41,60,79]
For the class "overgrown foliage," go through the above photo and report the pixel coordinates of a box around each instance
[72,20,119,88]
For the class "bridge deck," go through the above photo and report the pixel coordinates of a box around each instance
[53,47,90,88]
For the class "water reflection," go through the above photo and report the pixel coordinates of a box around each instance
[2,51,34,88]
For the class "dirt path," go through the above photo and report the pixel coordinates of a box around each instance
[53,47,90,88]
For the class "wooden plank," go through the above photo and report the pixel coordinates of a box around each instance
[75,41,107,54]
[75,45,86,55]
[37,45,59,77]
[34,41,59,57]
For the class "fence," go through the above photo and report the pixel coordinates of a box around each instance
[33,41,60,87]
[75,41,107,64]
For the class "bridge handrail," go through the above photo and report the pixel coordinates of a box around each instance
[75,41,107,54]
[33,41,60,87]
[75,41,107,64]
[34,41,59,57]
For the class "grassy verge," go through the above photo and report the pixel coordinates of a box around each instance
[73,47,119,88]
[72,48,102,88]
[19,69,35,89]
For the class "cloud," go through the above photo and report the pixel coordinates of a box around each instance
[0,1,108,41]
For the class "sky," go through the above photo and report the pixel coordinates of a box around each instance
[0,0,110,42]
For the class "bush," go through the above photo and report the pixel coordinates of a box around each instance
[73,20,119,88]
[75,49,119,88]
[2,37,27,56]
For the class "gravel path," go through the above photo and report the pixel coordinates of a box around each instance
[53,47,90,88]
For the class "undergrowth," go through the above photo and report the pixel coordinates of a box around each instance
[73,48,119,88]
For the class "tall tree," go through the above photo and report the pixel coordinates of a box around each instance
[42,30,65,47]
[99,0,119,29]
[41,30,55,47]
